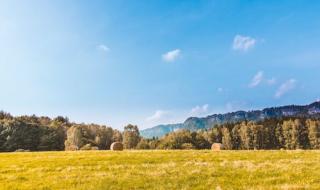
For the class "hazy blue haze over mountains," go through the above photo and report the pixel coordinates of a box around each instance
[140,102,320,138]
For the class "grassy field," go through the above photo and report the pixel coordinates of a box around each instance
[1,150,320,190]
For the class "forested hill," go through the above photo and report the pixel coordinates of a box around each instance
[141,101,320,138]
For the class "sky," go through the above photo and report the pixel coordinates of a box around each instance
[1,0,320,130]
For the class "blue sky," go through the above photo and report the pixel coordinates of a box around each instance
[1,0,320,129]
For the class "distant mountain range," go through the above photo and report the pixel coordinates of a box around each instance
[140,101,320,138]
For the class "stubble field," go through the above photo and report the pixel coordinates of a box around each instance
[1,150,320,190]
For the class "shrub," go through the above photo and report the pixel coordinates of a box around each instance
[181,143,195,150]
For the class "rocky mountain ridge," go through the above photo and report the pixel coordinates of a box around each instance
[140,101,320,138]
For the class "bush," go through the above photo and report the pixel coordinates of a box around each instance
[136,139,150,149]
[181,143,195,150]
[80,144,93,150]
[15,149,30,152]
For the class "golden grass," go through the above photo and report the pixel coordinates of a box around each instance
[0,150,320,190]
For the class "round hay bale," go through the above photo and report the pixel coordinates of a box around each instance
[110,142,123,151]
[211,143,224,151]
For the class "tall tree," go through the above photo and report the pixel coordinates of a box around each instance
[231,125,241,150]
[112,129,123,142]
[123,124,140,149]
[94,126,113,150]
[193,131,211,149]
[209,127,222,144]
[307,119,320,149]
[275,123,285,149]
[64,126,84,150]
[282,119,306,149]
[250,123,265,150]
[222,127,233,150]
[239,122,253,150]
[282,120,295,149]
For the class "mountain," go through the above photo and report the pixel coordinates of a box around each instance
[140,101,320,138]
[139,124,183,139]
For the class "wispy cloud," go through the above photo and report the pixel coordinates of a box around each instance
[232,35,256,52]
[97,44,110,52]
[190,104,209,116]
[248,71,277,88]
[146,110,169,122]
[249,71,264,88]
[275,79,296,98]
[162,49,181,62]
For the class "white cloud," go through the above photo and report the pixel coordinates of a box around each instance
[232,35,256,52]
[146,110,169,122]
[190,104,209,116]
[97,44,110,52]
[162,49,181,62]
[249,71,264,88]
[274,79,296,98]
[248,71,277,88]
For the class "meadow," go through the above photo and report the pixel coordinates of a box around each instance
[1,150,320,190]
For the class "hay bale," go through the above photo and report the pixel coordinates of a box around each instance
[211,143,224,151]
[110,142,123,151]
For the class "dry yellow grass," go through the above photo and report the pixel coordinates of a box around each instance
[0,150,320,190]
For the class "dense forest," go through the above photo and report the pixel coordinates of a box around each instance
[0,111,320,152]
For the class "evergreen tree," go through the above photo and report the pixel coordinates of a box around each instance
[209,127,222,143]
[231,125,241,150]
[275,123,285,149]
[250,123,265,150]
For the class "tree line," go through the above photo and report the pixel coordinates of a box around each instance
[151,117,320,150]
[0,111,140,151]
[0,111,320,151]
